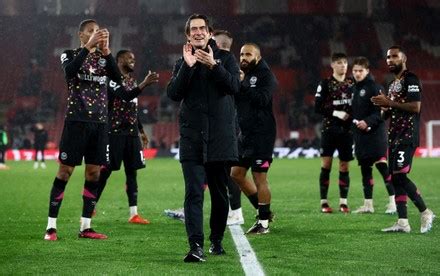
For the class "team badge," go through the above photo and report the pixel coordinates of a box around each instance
[60,152,68,160]
[315,85,322,97]
[393,81,402,92]
[60,53,68,63]
[359,89,366,97]
[250,76,258,86]
[98,58,107,67]
[316,85,322,93]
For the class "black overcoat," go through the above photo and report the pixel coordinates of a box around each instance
[351,74,387,160]
[167,42,240,163]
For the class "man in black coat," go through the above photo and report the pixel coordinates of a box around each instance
[230,43,277,235]
[167,14,240,262]
[350,57,396,214]
[32,123,48,169]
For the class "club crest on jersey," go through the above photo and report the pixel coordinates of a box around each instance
[98,58,107,67]
[60,53,68,63]
[250,76,257,87]
[60,152,67,160]
[390,81,402,92]
[360,89,366,97]
[315,84,322,97]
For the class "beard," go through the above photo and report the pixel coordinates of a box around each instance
[240,58,258,72]
[123,64,134,73]
[388,63,403,74]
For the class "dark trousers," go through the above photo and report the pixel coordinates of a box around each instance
[35,148,45,162]
[0,146,5,163]
[181,161,229,249]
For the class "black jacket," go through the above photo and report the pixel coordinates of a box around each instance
[31,128,48,149]
[167,41,240,163]
[351,74,387,160]
[236,59,277,159]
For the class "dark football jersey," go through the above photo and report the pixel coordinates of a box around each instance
[108,74,140,136]
[315,76,354,132]
[387,70,421,148]
[61,48,114,123]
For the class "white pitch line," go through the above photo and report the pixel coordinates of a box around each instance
[229,225,265,276]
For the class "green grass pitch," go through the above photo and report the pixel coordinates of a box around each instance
[0,158,439,274]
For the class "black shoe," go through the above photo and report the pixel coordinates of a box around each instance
[184,245,205,262]
[246,221,270,234]
[255,211,275,222]
[209,242,226,255]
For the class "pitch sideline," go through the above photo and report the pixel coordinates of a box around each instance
[229,225,265,276]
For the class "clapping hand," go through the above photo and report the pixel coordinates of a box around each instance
[371,91,392,107]
[85,30,106,51]
[139,70,159,90]
[183,43,197,67]
[239,70,245,81]
[194,45,216,69]
[99,28,111,56]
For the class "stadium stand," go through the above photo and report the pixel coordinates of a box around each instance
[1,0,438,149]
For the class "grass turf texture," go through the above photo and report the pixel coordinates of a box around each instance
[0,158,439,274]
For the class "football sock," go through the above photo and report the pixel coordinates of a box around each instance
[395,174,427,213]
[129,206,138,217]
[258,203,271,220]
[227,176,242,210]
[125,169,138,207]
[82,180,98,218]
[364,199,373,207]
[319,168,330,199]
[48,177,67,218]
[80,217,91,231]
[259,219,269,228]
[393,178,408,219]
[339,171,350,199]
[375,162,395,196]
[46,217,57,230]
[96,166,111,202]
[247,193,259,209]
[361,165,373,199]
[389,195,395,205]
[398,218,409,226]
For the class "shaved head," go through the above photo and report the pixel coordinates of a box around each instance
[242,43,261,57]
[240,43,262,72]
[212,29,233,51]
